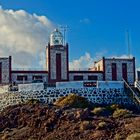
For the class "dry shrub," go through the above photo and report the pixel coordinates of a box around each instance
[97,121,107,129]
[113,109,132,118]
[114,134,124,140]
[107,104,122,112]
[80,121,92,130]
[126,133,140,140]
[54,94,89,108]
[92,107,105,116]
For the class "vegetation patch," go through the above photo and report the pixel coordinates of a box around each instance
[80,121,92,130]
[92,107,106,116]
[106,104,122,112]
[113,108,132,118]
[54,94,89,108]
[114,134,124,140]
[126,133,140,140]
[97,121,107,130]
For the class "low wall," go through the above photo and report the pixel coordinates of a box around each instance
[18,83,44,92]
[56,81,124,89]
[0,86,133,112]
[96,81,124,89]
[56,81,84,88]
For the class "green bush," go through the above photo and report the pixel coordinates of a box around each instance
[54,94,89,108]
[113,108,132,118]
[92,107,106,116]
[126,133,140,140]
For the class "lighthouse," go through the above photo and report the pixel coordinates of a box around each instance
[46,29,69,83]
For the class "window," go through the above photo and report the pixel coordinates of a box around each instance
[122,63,127,81]
[17,75,28,81]
[74,75,83,81]
[88,75,98,80]
[112,63,117,81]
[56,53,61,80]
[32,75,43,80]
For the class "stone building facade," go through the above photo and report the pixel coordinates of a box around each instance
[0,56,11,84]
[92,57,135,85]
[0,29,136,85]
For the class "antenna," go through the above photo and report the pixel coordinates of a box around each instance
[126,29,131,59]
[60,25,69,45]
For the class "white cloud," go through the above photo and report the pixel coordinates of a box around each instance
[80,18,91,24]
[0,6,55,69]
[110,54,133,59]
[69,52,105,70]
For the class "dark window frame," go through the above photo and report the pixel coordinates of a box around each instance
[32,75,43,80]
[73,75,83,81]
[17,75,28,81]
[112,63,117,81]
[88,75,98,80]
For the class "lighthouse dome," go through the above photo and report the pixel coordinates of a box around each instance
[50,29,63,46]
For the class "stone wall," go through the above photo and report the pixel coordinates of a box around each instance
[0,92,23,112]
[49,46,68,80]
[18,83,44,92]
[12,72,48,84]
[0,87,134,112]
[69,72,103,81]
[0,57,11,84]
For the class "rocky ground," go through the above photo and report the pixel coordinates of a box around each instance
[0,96,140,140]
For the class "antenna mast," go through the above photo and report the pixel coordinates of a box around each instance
[60,25,69,45]
[126,30,131,59]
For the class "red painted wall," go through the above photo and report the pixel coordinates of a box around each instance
[122,63,127,81]
[56,53,61,81]
[112,63,117,81]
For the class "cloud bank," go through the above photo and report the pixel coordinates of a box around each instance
[69,52,135,70]
[69,52,106,70]
[0,6,55,69]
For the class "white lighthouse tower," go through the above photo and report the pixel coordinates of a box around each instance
[46,29,69,83]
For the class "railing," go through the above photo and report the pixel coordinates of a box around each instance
[135,81,140,92]
[123,79,140,105]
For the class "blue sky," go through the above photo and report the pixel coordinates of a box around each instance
[0,0,140,69]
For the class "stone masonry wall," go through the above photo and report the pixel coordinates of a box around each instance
[0,58,10,84]
[0,87,134,112]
